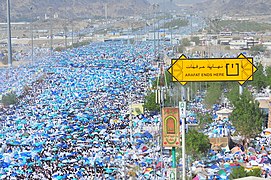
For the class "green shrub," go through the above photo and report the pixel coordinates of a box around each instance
[229,166,261,179]
[1,92,18,106]
[247,168,261,177]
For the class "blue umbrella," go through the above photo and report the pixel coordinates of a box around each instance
[133,133,142,138]
[210,164,219,170]
[136,139,144,144]
[143,131,153,139]
[140,162,147,167]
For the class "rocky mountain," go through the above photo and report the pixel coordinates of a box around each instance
[193,0,271,17]
[0,0,151,22]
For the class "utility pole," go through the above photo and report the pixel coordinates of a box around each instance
[129,92,133,142]
[239,85,243,95]
[71,21,74,48]
[157,4,160,61]
[156,61,167,179]
[153,4,157,59]
[64,0,67,48]
[30,4,34,63]
[104,3,108,23]
[181,86,187,180]
[48,7,53,57]
[7,0,12,66]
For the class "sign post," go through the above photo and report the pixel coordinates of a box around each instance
[168,168,177,180]
[168,53,257,85]
[167,54,257,180]
[179,101,186,180]
[162,107,180,175]
[172,147,176,168]
[162,107,180,147]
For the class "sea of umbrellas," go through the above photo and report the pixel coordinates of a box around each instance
[189,100,271,180]
[191,133,271,180]
[0,41,170,179]
[1,41,270,179]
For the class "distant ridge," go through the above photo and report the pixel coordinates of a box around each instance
[0,0,150,22]
[193,0,271,17]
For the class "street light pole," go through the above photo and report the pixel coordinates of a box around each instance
[30,5,34,63]
[71,21,74,47]
[129,92,133,142]
[48,7,53,57]
[153,4,157,59]
[7,0,12,66]
[157,4,160,60]
[64,0,67,48]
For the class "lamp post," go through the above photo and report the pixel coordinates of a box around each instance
[7,0,12,66]
[64,0,67,48]
[153,4,157,59]
[48,7,53,57]
[71,20,74,47]
[129,92,133,142]
[30,5,34,63]
[157,4,160,60]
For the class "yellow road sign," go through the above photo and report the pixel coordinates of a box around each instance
[168,53,257,85]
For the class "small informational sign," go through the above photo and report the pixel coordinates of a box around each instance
[179,101,186,118]
[168,168,177,180]
[162,107,180,147]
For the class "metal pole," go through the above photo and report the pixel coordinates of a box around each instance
[190,82,193,100]
[49,8,53,56]
[172,147,176,168]
[181,86,187,180]
[153,4,156,59]
[30,5,34,63]
[129,92,133,141]
[64,0,67,48]
[182,116,186,180]
[170,20,173,46]
[7,0,12,66]
[187,87,190,102]
[71,21,74,47]
[239,85,243,95]
[160,86,164,179]
[157,6,160,60]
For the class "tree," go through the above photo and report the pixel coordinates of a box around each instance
[185,129,210,159]
[229,166,247,179]
[249,44,266,56]
[203,82,223,108]
[197,112,213,129]
[265,66,271,86]
[181,38,191,47]
[226,82,239,104]
[1,92,18,106]
[191,36,200,46]
[248,62,267,91]
[229,166,261,179]
[143,91,160,112]
[229,89,264,148]
[176,45,185,53]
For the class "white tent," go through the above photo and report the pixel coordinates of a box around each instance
[216,108,232,120]
[234,177,266,180]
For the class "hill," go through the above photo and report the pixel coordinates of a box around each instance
[193,0,271,17]
[0,0,150,22]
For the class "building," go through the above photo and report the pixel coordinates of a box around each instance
[255,97,270,128]
[229,39,259,50]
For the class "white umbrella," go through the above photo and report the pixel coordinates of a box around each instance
[70,159,77,163]
[250,160,259,166]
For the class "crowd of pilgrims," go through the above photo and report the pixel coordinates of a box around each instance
[0,41,167,179]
